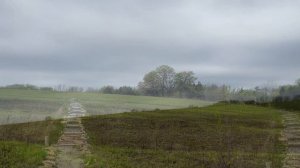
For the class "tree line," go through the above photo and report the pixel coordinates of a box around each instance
[1,65,298,102]
[92,65,280,102]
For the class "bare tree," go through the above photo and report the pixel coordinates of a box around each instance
[156,65,176,96]
[139,65,175,96]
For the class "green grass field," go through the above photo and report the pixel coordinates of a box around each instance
[0,141,46,168]
[0,89,212,124]
[82,103,285,168]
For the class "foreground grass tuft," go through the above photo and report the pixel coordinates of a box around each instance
[0,141,46,168]
[0,119,63,167]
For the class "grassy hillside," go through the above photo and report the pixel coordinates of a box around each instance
[0,88,212,124]
[82,103,285,168]
[0,120,64,145]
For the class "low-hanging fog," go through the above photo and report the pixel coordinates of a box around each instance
[1,0,300,88]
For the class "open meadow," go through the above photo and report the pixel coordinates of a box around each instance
[0,102,286,168]
[0,88,290,168]
[0,0,298,167]
[0,89,212,125]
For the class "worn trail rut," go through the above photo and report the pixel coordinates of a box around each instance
[41,101,89,168]
[283,112,300,168]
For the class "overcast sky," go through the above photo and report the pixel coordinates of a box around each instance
[1,0,300,88]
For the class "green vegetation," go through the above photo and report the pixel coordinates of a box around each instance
[0,88,211,167]
[273,98,300,111]
[272,79,300,111]
[0,141,46,168]
[0,119,63,168]
[78,93,212,115]
[0,120,64,145]
[0,88,212,124]
[82,103,285,168]
[0,88,65,124]
[0,88,287,167]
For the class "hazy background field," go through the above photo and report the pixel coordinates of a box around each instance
[0,89,213,125]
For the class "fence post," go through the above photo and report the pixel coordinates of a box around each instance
[266,162,271,168]
[45,136,49,146]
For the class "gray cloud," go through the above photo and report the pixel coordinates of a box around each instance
[0,0,300,88]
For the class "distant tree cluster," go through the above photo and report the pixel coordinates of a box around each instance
[1,84,54,91]
[137,65,231,100]
[273,79,300,110]
[277,79,300,100]
[3,84,39,90]
[99,85,139,95]
[229,86,278,103]
[137,65,282,102]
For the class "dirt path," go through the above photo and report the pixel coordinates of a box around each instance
[40,101,89,168]
[283,112,300,168]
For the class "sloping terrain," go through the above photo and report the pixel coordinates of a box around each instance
[0,99,289,168]
[0,89,212,125]
[82,103,285,168]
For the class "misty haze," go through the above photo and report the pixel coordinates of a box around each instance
[0,0,300,168]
